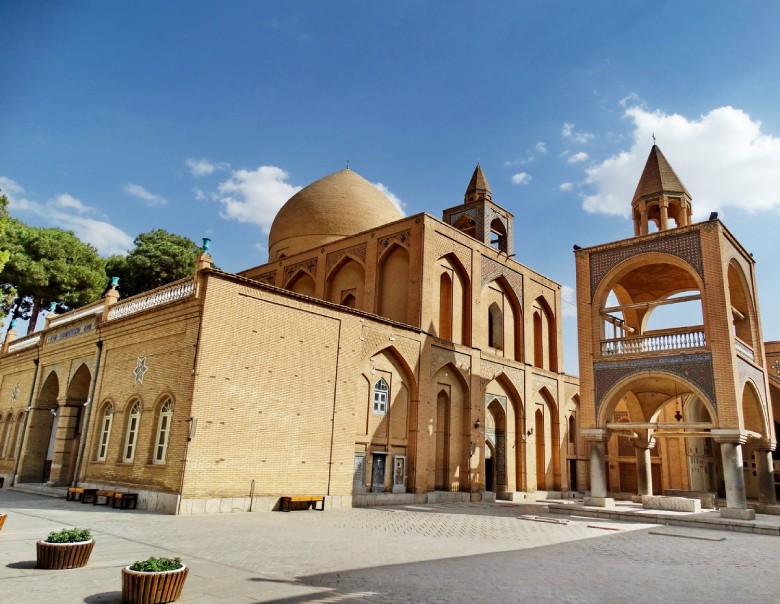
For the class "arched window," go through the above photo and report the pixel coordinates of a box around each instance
[123,400,142,463]
[372,378,389,415]
[568,414,576,445]
[488,303,503,349]
[439,272,453,340]
[153,398,174,465]
[97,403,114,461]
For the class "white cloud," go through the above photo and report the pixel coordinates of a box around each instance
[215,166,302,231]
[561,285,577,317]
[192,187,207,201]
[49,212,133,256]
[185,157,230,177]
[511,172,532,185]
[582,105,780,217]
[124,183,166,206]
[562,122,594,144]
[534,141,548,154]
[374,182,405,215]
[560,182,575,192]
[568,152,589,164]
[0,177,132,255]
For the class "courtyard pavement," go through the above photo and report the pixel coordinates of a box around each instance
[1,488,778,603]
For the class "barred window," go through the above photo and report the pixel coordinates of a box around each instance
[372,378,389,415]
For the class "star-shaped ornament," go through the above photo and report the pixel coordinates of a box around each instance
[11,384,19,403]
[134,356,149,384]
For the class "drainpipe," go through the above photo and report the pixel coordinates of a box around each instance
[12,357,41,485]
[71,340,103,487]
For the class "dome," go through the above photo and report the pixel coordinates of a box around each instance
[268,168,403,259]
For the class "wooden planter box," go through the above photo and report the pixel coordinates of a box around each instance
[36,539,95,569]
[121,565,189,604]
[0,513,6,531]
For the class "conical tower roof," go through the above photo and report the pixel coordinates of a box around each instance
[465,164,492,202]
[631,145,691,205]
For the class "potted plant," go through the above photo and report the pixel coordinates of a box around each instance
[36,527,94,569]
[122,556,189,604]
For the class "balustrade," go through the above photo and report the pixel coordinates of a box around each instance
[108,278,196,321]
[601,329,706,356]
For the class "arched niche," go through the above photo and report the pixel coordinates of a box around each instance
[285,269,316,297]
[434,254,470,346]
[482,277,522,362]
[376,244,411,324]
[326,256,365,309]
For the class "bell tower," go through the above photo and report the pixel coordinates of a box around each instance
[631,145,693,235]
[443,165,514,255]
[575,145,775,518]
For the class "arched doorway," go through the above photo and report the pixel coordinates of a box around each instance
[18,371,59,483]
[486,398,506,493]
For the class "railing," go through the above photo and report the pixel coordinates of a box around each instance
[601,328,706,356]
[48,303,104,328]
[734,338,755,362]
[7,334,41,353]
[108,278,196,321]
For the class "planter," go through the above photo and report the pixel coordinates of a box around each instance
[121,565,189,604]
[36,539,95,569]
[0,513,6,531]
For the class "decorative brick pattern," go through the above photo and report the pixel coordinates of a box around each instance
[377,230,412,255]
[430,231,472,275]
[430,346,471,383]
[480,359,524,395]
[481,256,523,301]
[737,357,768,409]
[593,353,716,416]
[326,243,367,276]
[283,258,318,283]
[533,374,558,397]
[253,270,277,285]
[589,230,703,296]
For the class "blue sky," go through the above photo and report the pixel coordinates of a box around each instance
[2,2,779,374]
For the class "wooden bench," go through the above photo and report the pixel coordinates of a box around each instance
[92,489,116,506]
[280,496,325,512]
[111,492,138,510]
[66,487,84,502]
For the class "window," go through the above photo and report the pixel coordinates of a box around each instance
[153,398,174,465]
[488,303,503,349]
[372,378,389,415]
[123,400,142,462]
[97,403,113,461]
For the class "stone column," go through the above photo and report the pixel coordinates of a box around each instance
[582,429,613,506]
[659,199,669,231]
[755,448,777,505]
[632,436,654,496]
[713,429,755,519]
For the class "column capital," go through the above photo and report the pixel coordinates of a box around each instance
[581,428,610,443]
[711,429,749,445]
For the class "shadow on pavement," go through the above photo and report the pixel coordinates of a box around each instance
[83,590,122,603]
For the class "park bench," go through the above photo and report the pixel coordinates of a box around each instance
[111,492,138,510]
[66,487,84,502]
[280,495,325,512]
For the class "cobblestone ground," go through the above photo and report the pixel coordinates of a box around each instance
[1,489,778,603]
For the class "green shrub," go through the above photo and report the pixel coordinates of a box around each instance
[129,556,183,572]
[45,527,92,543]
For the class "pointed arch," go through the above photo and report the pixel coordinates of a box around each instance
[376,243,411,323]
[285,269,316,297]
[484,372,525,492]
[533,296,558,371]
[435,253,470,345]
[66,363,91,404]
[483,276,523,362]
[326,255,365,309]
[727,259,758,351]
[431,361,470,492]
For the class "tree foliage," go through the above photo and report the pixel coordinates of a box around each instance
[0,219,107,333]
[105,229,201,299]
[0,193,13,321]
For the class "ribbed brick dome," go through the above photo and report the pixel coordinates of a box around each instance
[268,169,403,259]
